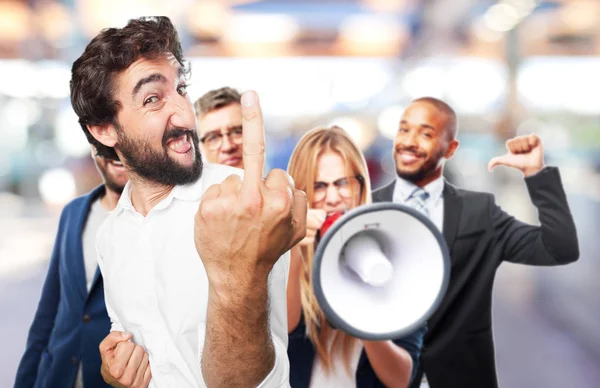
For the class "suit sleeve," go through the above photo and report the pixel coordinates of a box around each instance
[492,166,579,265]
[14,206,69,387]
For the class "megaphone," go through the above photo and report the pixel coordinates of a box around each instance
[312,202,450,340]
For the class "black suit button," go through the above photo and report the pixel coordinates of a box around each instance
[83,314,91,323]
[72,357,78,365]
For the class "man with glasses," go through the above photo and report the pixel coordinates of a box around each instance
[194,87,245,169]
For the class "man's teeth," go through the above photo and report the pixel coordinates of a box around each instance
[168,135,188,151]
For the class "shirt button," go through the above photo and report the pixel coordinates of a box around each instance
[71,356,78,365]
[83,314,91,323]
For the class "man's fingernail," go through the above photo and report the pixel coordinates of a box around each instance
[241,91,256,107]
[122,332,130,338]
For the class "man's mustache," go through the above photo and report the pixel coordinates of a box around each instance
[162,128,197,144]
[395,146,426,158]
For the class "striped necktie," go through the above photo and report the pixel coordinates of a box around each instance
[407,188,430,217]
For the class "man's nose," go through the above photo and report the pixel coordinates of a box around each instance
[220,134,236,152]
[169,94,196,130]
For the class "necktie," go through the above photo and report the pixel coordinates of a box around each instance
[407,188,430,217]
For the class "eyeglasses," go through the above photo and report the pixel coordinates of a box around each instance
[200,127,243,151]
[313,176,364,203]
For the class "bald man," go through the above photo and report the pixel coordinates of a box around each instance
[372,97,579,388]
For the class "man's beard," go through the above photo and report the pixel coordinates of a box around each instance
[395,146,445,183]
[117,126,203,186]
[96,161,126,195]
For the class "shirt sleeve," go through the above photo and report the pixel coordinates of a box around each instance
[96,243,124,332]
[256,251,291,388]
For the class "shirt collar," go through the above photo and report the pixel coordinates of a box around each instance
[114,175,204,214]
[393,174,445,203]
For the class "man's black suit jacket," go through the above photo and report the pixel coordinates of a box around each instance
[372,167,579,388]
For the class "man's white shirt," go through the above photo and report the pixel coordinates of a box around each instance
[96,163,290,388]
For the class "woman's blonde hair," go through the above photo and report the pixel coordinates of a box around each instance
[287,125,372,373]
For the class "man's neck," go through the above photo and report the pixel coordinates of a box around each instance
[129,176,174,217]
[100,187,121,212]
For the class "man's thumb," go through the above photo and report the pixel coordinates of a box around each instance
[101,331,132,352]
[488,155,510,172]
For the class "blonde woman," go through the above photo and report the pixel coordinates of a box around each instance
[286,126,426,388]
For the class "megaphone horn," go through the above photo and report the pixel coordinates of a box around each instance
[312,202,450,340]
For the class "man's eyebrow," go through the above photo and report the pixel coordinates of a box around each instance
[132,73,168,98]
[399,120,436,131]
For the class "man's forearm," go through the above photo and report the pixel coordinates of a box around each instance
[202,277,275,387]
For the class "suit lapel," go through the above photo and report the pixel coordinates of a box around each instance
[372,181,395,203]
[442,182,462,252]
[74,186,105,300]
[70,195,93,301]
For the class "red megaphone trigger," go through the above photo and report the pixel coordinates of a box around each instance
[317,211,345,242]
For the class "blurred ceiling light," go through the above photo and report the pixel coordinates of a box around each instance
[76,0,186,37]
[517,60,561,111]
[361,0,412,13]
[402,64,447,100]
[338,14,408,56]
[329,116,375,151]
[560,0,599,31]
[38,168,77,207]
[0,1,31,42]
[501,0,537,18]
[0,60,37,98]
[55,105,92,158]
[0,99,38,152]
[377,105,405,140]
[472,18,504,42]
[187,0,230,38]
[38,61,71,99]
[484,3,520,32]
[330,60,392,106]
[36,1,74,43]
[446,59,507,115]
[221,13,299,56]
[223,13,299,43]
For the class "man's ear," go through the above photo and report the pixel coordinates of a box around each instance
[445,139,459,159]
[87,123,118,148]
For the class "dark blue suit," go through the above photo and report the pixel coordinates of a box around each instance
[288,313,426,388]
[15,186,111,388]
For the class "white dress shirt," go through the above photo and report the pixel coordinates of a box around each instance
[96,163,290,388]
[392,176,445,232]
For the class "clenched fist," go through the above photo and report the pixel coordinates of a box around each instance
[488,134,545,177]
[194,91,307,288]
[298,209,327,247]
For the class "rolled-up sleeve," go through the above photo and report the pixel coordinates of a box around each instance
[256,251,291,388]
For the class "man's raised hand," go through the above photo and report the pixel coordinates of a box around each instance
[194,90,307,289]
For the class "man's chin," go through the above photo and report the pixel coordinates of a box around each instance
[396,167,426,183]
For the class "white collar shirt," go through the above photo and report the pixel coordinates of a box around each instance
[96,163,290,387]
[392,175,445,232]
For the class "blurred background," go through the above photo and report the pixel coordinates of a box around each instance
[1,0,599,386]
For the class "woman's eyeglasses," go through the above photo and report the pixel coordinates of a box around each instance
[313,176,364,202]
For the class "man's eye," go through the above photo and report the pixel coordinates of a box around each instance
[205,134,219,143]
[144,96,159,105]
[314,183,327,190]
[177,84,188,95]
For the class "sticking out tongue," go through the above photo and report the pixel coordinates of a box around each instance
[317,211,345,242]
[167,134,191,154]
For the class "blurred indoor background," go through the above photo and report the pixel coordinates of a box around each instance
[1,0,599,386]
